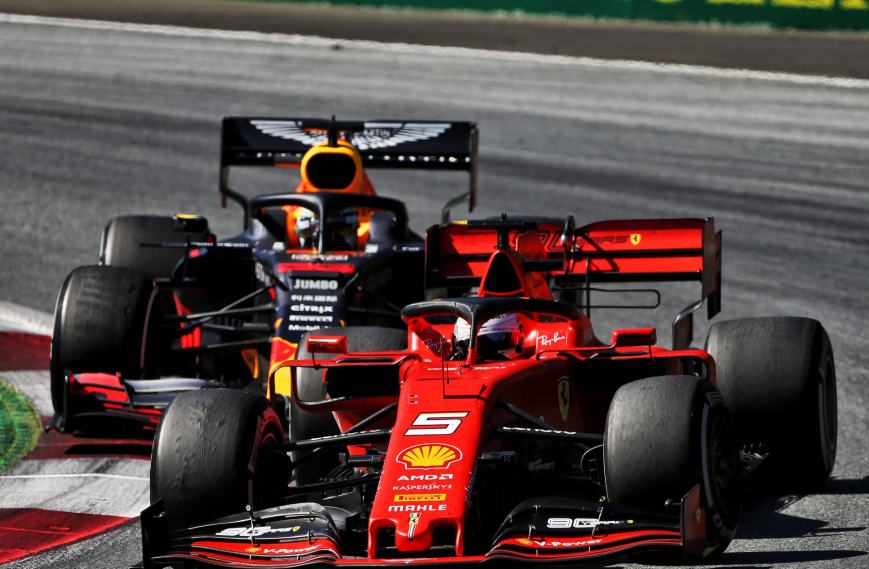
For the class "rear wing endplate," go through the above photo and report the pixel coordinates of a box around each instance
[220,117,478,226]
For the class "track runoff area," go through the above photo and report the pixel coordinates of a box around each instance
[1,9,869,569]
[0,303,150,564]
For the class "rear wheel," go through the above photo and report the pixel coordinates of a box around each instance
[291,326,406,485]
[705,317,836,492]
[101,215,208,279]
[50,266,155,415]
[604,375,741,560]
[150,389,288,530]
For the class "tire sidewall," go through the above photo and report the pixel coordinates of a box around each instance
[698,386,741,545]
[813,329,837,478]
[49,270,75,413]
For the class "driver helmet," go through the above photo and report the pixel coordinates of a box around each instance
[293,207,320,248]
[453,313,524,361]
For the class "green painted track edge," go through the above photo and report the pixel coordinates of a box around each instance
[0,377,41,473]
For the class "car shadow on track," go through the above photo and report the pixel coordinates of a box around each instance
[715,549,867,565]
[734,475,869,540]
[819,474,869,495]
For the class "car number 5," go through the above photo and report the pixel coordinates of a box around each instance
[405,412,469,436]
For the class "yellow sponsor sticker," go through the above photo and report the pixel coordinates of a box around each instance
[394,494,447,503]
[399,444,461,469]
[770,0,834,7]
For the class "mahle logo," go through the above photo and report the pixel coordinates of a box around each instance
[397,444,462,469]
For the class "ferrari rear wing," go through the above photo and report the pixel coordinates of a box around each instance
[220,117,478,226]
[425,217,721,349]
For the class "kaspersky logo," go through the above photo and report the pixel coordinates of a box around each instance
[397,444,462,469]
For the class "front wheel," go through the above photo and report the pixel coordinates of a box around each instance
[604,376,742,560]
[50,266,155,415]
[150,389,289,530]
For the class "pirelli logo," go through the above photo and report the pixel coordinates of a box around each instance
[394,494,446,503]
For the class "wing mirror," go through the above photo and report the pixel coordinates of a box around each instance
[306,335,348,354]
[611,328,657,347]
[172,213,209,234]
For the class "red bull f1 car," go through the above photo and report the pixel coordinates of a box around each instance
[48,117,478,435]
[134,215,837,566]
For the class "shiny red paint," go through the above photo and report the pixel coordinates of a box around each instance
[426,218,721,305]
[306,335,348,354]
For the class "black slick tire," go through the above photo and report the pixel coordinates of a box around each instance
[705,317,837,492]
[150,389,287,530]
[50,266,155,415]
[604,375,742,560]
[291,326,406,485]
[101,215,206,279]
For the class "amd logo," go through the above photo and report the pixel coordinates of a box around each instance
[293,279,339,290]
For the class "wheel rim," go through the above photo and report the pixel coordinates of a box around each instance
[708,413,740,519]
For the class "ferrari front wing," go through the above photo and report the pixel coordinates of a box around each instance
[132,485,711,568]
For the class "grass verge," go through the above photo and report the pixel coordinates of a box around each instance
[0,378,40,473]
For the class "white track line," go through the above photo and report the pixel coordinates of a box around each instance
[1,12,868,89]
[0,300,53,336]
[2,474,148,481]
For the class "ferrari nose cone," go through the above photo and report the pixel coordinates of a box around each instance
[395,511,435,552]
[367,386,484,557]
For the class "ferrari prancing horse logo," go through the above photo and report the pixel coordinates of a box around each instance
[630,234,641,246]
[558,377,570,421]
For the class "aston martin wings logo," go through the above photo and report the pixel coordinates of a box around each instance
[250,120,451,150]
[251,120,328,146]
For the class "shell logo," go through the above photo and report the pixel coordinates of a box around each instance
[516,538,533,545]
[397,444,462,469]
[245,546,262,553]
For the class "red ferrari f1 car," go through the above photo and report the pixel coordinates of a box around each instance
[48,117,478,435]
[135,215,837,566]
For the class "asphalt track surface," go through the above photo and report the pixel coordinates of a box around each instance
[0,12,868,569]
[2,0,869,79]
